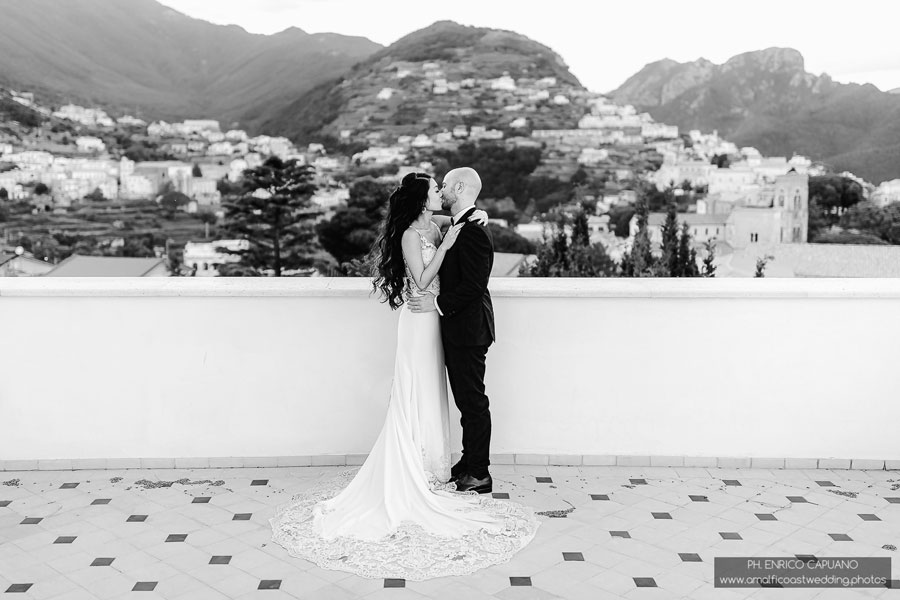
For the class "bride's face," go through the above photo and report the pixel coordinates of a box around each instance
[425,178,442,211]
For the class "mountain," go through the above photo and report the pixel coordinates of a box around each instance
[0,0,381,131]
[260,20,587,143]
[611,48,900,183]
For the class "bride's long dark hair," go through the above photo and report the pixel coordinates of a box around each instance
[371,172,432,310]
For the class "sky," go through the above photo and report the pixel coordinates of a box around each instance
[159,0,900,94]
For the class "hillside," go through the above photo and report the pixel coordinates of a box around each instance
[611,48,900,183]
[0,0,381,131]
[260,20,588,143]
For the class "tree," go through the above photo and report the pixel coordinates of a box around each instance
[34,183,50,196]
[316,178,392,271]
[220,156,318,276]
[521,208,616,277]
[755,255,774,278]
[192,163,203,178]
[159,191,191,215]
[809,175,864,227]
[620,197,653,276]
[0,187,8,201]
[84,187,106,202]
[702,240,717,277]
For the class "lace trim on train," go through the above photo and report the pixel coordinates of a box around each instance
[269,468,541,581]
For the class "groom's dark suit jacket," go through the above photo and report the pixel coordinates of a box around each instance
[437,207,495,347]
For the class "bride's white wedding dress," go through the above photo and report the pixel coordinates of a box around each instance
[269,222,540,580]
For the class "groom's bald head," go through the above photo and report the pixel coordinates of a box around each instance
[444,167,482,200]
[441,167,482,214]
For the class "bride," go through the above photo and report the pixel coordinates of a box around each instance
[270,172,540,580]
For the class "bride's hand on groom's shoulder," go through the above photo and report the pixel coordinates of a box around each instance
[468,209,489,226]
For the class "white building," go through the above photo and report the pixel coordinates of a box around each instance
[311,187,350,209]
[491,75,517,91]
[873,179,900,207]
[120,175,155,200]
[75,136,106,153]
[577,148,609,166]
[377,88,395,100]
[183,239,248,276]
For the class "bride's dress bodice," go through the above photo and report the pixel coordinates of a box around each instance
[404,226,440,299]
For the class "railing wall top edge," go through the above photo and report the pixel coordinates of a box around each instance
[2,277,900,299]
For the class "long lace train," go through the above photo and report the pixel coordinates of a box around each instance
[269,468,540,580]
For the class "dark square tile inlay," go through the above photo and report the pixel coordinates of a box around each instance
[510,577,532,587]
[91,557,115,566]
[829,533,853,541]
[383,579,405,588]
[787,496,807,503]
[210,555,232,565]
[535,477,552,483]
[54,536,77,544]
[722,480,741,486]
[20,517,42,525]
[127,515,147,522]
[885,497,900,504]
[634,577,657,587]
[652,512,672,519]
[756,513,777,521]
[0,500,11,507]
[91,499,111,505]
[192,497,211,504]
[165,534,187,542]
[590,494,609,501]
[492,493,510,499]
[233,513,252,520]
[60,482,79,489]
[132,582,157,591]
[816,481,835,487]
[629,478,647,485]
[258,580,281,590]
[689,495,708,502]
[563,552,584,561]
[251,479,268,486]
[859,514,881,521]
[679,553,702,562]
[795,555,818,564]
[610,531,631,538]
[720,532,742,540]
[5,584,33,593]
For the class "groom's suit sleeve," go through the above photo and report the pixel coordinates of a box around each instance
[435,225,492,318]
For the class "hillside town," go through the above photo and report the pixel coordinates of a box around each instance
[3,68,900,278]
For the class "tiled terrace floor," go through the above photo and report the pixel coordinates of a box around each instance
[1,464,899,599]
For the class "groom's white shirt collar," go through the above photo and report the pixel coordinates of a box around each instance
[451,206,476,225]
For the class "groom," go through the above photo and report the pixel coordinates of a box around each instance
[408,167,495,494]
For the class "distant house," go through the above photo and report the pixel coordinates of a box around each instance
[0,252,54,277]
[44,255,169,277]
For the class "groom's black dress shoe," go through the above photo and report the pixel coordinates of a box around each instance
[454,473,492,494]
[449,461,467,483]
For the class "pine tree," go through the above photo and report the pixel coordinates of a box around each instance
[660,203,680,276]
[623,197,653,277]
[220,156,318,276]
[702,240,717,277]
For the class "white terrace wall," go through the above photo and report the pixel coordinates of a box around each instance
[1,278,898,465]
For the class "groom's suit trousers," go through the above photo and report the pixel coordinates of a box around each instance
[443,342,491,479]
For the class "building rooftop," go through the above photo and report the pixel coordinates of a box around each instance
[717,243,900,278]
[44,255,168,277]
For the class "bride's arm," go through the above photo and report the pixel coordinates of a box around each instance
[401,229,448,292]
[430,210,489,230]
[431,215,452,228]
